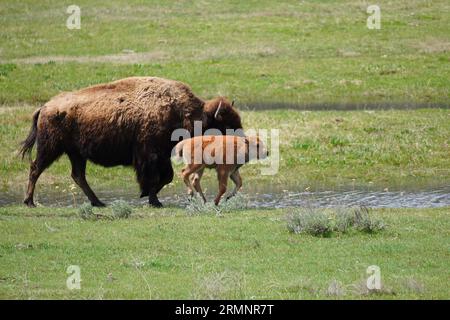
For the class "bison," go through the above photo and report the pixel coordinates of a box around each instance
[20,76,242,207]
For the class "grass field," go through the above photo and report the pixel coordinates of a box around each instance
[0,1,449,106]
[0,0,449,300]
[0,206,449,299]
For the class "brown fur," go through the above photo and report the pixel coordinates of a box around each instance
[20,77,242,207]
[175,135,268,205]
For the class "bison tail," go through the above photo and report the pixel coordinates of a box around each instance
[19,108,41,160]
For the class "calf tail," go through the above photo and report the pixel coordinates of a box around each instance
[172,140,185,163]
[19,108,41,160]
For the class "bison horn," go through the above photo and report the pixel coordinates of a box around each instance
[214,101,222,119]
[231,100,235,107]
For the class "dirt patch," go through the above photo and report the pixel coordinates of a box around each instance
[242,101,449,111]
[2,46,279,65]
[414,38,450,53]
[0,105,35,114]
[337,49,361,57]
[4,51,167,65]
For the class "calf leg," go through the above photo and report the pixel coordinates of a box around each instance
[183,167,194,196]
[181,164,204,197]
[214,168,229,206]
[191,168,206,203]
[226,169,242,200]
[68,153,104,207]
[24,143,62,207]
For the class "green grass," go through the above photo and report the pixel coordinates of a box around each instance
[0,0,449,105]
[0,55,449,106]
[0,206,448,299]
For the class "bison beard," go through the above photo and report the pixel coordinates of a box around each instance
[20,77,242,207]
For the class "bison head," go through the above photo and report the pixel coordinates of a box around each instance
[203,97,243,135]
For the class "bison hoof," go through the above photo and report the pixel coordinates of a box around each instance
[91,200,106,207]
[23,198,36,208]
[149,201,163,208]
[149,199,163,208]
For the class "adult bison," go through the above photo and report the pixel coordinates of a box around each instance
[20,77,242,207]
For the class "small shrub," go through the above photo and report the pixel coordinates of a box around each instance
[221,192,250,212]
[353,206,385,233]
[326,279,345,296]
[78,203,95,220]
[185,194,221,215]
[403,278,425,294]
[192,271,245,299]
[349,279,395,296]
[287,206,385,237]
[287,207,333,237]
[79,201,133,220]
[111,200,132,219]
[185,192,249,215]
[334,208,355,233]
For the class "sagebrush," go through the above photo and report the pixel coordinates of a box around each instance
[286,206,385,236]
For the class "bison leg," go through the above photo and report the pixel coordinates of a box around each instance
[135,154,174,207]
[155,157,174,194]
[24,145,62,207]
[147,161,172,206]
[68,153,105,207]
[135,156,163,207]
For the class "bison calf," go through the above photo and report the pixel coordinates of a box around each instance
[174,135,268,205]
